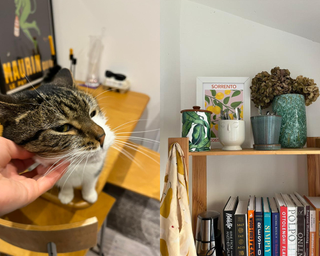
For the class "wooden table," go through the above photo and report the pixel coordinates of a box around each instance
[42,85,150,208]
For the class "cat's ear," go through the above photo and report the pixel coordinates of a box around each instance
[0,94,21,123]
[44,68,75,88]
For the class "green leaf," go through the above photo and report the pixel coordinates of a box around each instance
[182,121,192,137]
[223,97,230,104]
[231,101,242,108]
[192,124,203,145]
[205,95,210,104]
[211,131,216,138]
[232,90,241,97]
[216,102,223,110]
[211,90,216,97]
[213,115,216,120]
[182,112,200,123]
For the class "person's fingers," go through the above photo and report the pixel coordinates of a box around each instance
[0,137,34,168]
[36,162,69,194]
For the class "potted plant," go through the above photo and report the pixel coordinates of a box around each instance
[251,67,319,148]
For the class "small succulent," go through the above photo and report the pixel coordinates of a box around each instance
[251,67,319,109]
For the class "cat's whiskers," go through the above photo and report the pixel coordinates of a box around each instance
[111,144,143,170]
[113,140,160,164]
[114,140,160,158]
[112,119,151,132]
[94,89,112,100]
[60,154,85,189]
[115,136,160,145]
[115,128,160,135]
[81,151,91,183]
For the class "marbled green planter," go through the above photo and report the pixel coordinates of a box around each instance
[272,94,307,148]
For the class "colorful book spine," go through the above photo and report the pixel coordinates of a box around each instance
[263,197,271,256]
[294,191,310,256]
[235,201,248,256]
[224,196,239,256]
[309,209,316,256]
[282,194,297,256]
[290,193,305,256]
[248,198,255,256]
[275,193,287,256]
[255,197,264,256]
[270,198,279,256]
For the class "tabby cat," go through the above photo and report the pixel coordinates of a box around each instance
[0,69,115,204]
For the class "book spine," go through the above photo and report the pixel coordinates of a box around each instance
[279,205,287,256]
[225,210,235,256]
[296,206,305,256]
[309,210,316,256]
[306,205,310,256]
[248,209,255,256]
[255,212,264,256]
[272,211,279,256]
[264,212,271,256]
[287,206,297,256]
[235,214,247,256]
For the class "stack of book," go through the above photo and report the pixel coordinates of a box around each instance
[223,192,318,256]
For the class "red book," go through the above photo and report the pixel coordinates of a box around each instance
[275,193,287,256]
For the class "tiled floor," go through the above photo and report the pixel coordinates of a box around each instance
[87,184,159,256]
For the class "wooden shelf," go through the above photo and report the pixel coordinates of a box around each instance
[168,137,320,236]
[189,147,320,156]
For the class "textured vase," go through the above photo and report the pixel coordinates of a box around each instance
[272,94,307,148]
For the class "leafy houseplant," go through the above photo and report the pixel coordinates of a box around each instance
[251,67,320,148]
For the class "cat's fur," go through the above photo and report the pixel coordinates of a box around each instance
[0,69,115,204]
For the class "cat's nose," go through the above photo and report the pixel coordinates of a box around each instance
[97,133,105,147]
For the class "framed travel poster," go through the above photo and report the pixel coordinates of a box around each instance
[196,77,252,148]
[0,0,56,94]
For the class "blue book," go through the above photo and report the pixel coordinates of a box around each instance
[255,197,264,256]
[269,197,279,256]
[263,197,271,256]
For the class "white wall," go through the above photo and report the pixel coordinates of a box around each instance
[171,0,320,218]
[52,0,160,149]
[160,0,181,193]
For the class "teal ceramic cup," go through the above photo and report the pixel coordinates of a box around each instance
[251,115,282,150]
[181,106,212,152]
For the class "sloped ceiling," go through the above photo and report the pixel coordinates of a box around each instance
[189,0,320,43]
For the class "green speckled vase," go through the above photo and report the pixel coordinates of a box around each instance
[272,94,307,148]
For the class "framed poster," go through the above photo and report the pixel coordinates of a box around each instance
[0,0,56,94]
[196,77,252,148]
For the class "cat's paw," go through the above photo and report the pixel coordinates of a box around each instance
[82,190,98,204]
[58,191,74,204]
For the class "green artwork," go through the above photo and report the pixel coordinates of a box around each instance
[15,0,40,43]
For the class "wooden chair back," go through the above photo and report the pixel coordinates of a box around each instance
[0,217,98,253]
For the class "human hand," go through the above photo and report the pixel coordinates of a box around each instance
[0,137,69,216]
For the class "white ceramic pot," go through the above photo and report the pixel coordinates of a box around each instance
[218,120,245,150]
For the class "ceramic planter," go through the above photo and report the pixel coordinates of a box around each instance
[251,115,282,150]
[272,94,307,148]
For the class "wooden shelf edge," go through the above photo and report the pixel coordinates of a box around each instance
[189,147,320,156]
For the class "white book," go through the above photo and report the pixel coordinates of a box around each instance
[281,193,297,256]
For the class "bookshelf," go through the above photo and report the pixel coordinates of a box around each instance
[168,137,320,235]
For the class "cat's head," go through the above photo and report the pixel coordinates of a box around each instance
[0,69,115,164]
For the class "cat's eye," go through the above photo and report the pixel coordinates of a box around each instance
[90,110,97,118]
[54,124,71,133]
